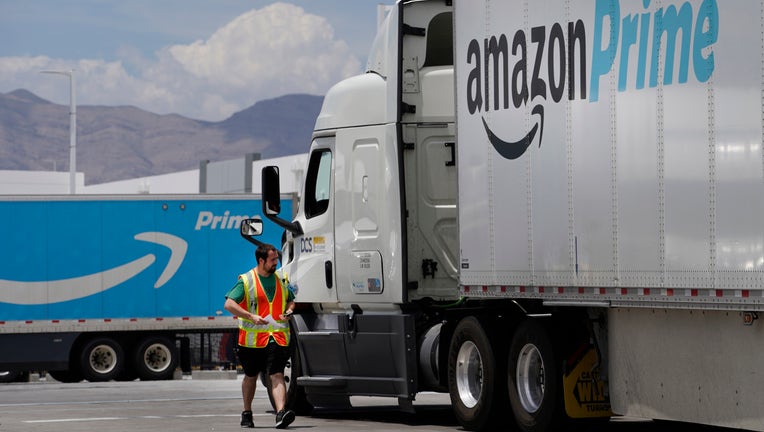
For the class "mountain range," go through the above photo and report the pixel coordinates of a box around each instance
[0,90,323,184]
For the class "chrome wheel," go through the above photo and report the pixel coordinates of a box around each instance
[516,343,545,414]
[455,340,483,409]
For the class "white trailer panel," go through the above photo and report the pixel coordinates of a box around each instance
[609,308,764,430]
[455,0,764,308]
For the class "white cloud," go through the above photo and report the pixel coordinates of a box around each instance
[0,2,362,121]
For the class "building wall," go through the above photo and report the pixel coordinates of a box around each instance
[0,154,307,196]
[0,170,85,195]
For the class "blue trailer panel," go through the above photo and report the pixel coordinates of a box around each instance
[0,195,291,322]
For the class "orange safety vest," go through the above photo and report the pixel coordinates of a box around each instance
[236,269,290,348]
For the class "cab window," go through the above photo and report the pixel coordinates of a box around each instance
[305,150,332,219]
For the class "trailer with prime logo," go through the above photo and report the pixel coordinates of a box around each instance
[0,194,290,382]
[251,1,764,431]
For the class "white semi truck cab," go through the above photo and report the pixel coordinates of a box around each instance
[261,0,463,412]
[257,1,764,431]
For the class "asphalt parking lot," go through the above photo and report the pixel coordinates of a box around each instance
[0,373,740,432]
[0,373,459,432]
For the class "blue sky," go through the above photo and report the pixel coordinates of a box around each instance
[0,1,391,121]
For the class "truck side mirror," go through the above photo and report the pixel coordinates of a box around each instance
[240,217,263,236]
[262,166,281,215]
[239,217,284,261]
[260,166,303,236]
[239,216,267,249]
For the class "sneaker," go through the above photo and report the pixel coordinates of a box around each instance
[240,410,254,428]
[275,409,295,429]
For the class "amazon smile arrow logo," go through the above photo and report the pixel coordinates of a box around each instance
[0,232,187,305]
[482,105,544,160]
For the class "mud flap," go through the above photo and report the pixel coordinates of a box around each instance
[563,347,612,418]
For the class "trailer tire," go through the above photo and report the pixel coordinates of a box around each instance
[48,369,84,383]
[447,316,504,431]
[507,319,561,432]
[115,367,138,382]
[133,336,178,381]
[79,337,125,382]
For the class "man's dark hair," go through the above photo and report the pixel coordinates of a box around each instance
[255,243,278,263]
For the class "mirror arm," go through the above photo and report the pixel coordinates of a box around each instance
[262,198,303,235]
[265,213,303,236]
[239,225,284,262]
[240,231,265,248]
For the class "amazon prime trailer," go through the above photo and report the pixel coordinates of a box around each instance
[0,194,290,382]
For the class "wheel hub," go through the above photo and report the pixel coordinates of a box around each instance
[144,344,171,372]
[90,346,117,373]
[516,343,545,413]
[455,341,483,409]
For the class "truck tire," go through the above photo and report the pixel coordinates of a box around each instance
[133,336,178,380]
[264,339,313,415]
[115,366,138,382]
[447,316,505,431]
[507,319,562,432]
[48,369,84,383]
[79,337,125,382]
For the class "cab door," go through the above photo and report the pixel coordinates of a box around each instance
[334,123,405,305]
[289,140,337,304]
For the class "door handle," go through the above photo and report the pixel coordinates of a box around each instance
[445,142,455,166]
[324,261,333,289]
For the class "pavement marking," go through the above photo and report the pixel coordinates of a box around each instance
[0,395,243,407]
[26,417,125,423]
[24,413,271,424]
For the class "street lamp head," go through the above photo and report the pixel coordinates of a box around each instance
[40,69,74,77]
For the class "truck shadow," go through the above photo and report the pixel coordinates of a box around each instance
[310,404,459,428]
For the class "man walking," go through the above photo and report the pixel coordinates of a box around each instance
[224,243,296,429]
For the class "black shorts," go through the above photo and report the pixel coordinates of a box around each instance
[236,342,290,377]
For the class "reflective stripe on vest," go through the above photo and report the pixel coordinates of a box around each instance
[237,270,290,348]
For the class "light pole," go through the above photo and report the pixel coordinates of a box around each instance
[41,69,76,194]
